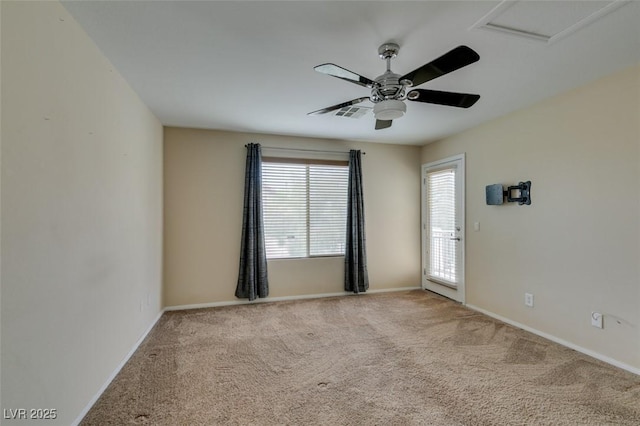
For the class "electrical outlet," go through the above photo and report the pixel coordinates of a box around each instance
[524,293,534,307]
[591,312,603,329]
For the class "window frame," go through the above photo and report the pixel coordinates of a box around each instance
[261,156,349,260]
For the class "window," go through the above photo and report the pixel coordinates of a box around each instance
[426,168,457,283]
[262,158,349,259]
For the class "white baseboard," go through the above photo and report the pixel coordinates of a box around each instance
[72,310,164,426]
[164,286,422,311]
[368,286,422,294]
[466,303,640,376]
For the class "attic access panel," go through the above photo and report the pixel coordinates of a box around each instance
[470,0,629,44]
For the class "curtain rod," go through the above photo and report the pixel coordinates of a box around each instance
[245,145,365,155]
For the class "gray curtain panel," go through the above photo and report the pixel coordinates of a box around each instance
[345,149,369,293]
[235,143,269,301]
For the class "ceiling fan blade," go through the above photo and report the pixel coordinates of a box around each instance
[400,46,480,87]
[408,89,480,108]
[314,63,377,88]
[375,119,393,130]
[307,97,370,116]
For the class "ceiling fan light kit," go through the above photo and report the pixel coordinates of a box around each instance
[309,42,481,130]
[373,99,406,120]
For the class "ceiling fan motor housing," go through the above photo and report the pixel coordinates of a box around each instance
[373,71,399,98]
[372,70,412,103]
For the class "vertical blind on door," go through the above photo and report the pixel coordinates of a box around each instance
[426,167,457,284]
[262,158,349,259]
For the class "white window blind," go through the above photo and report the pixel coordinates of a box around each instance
[427,168,457,283]
[262,159,348,259]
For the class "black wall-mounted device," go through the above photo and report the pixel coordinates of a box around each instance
[486,181,531,205]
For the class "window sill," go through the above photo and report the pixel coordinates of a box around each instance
[267,255,345,261]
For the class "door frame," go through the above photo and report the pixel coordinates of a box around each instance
[421,153,465,304]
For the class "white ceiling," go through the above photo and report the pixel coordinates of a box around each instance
[61,1,640,145]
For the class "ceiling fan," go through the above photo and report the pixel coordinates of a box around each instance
[308,43,480,130]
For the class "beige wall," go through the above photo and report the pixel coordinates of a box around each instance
[421,64,640,370]
[1,2,163,424]
[164,128,421,307]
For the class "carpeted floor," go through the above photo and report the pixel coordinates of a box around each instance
[81,290,640,425]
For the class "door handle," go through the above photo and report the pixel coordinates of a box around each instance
[450,237,461,241]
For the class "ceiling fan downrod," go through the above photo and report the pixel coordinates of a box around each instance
[372,43,410,103]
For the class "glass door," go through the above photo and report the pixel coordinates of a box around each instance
[422,154,465,303]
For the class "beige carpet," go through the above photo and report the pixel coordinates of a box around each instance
[81,290,640,425]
